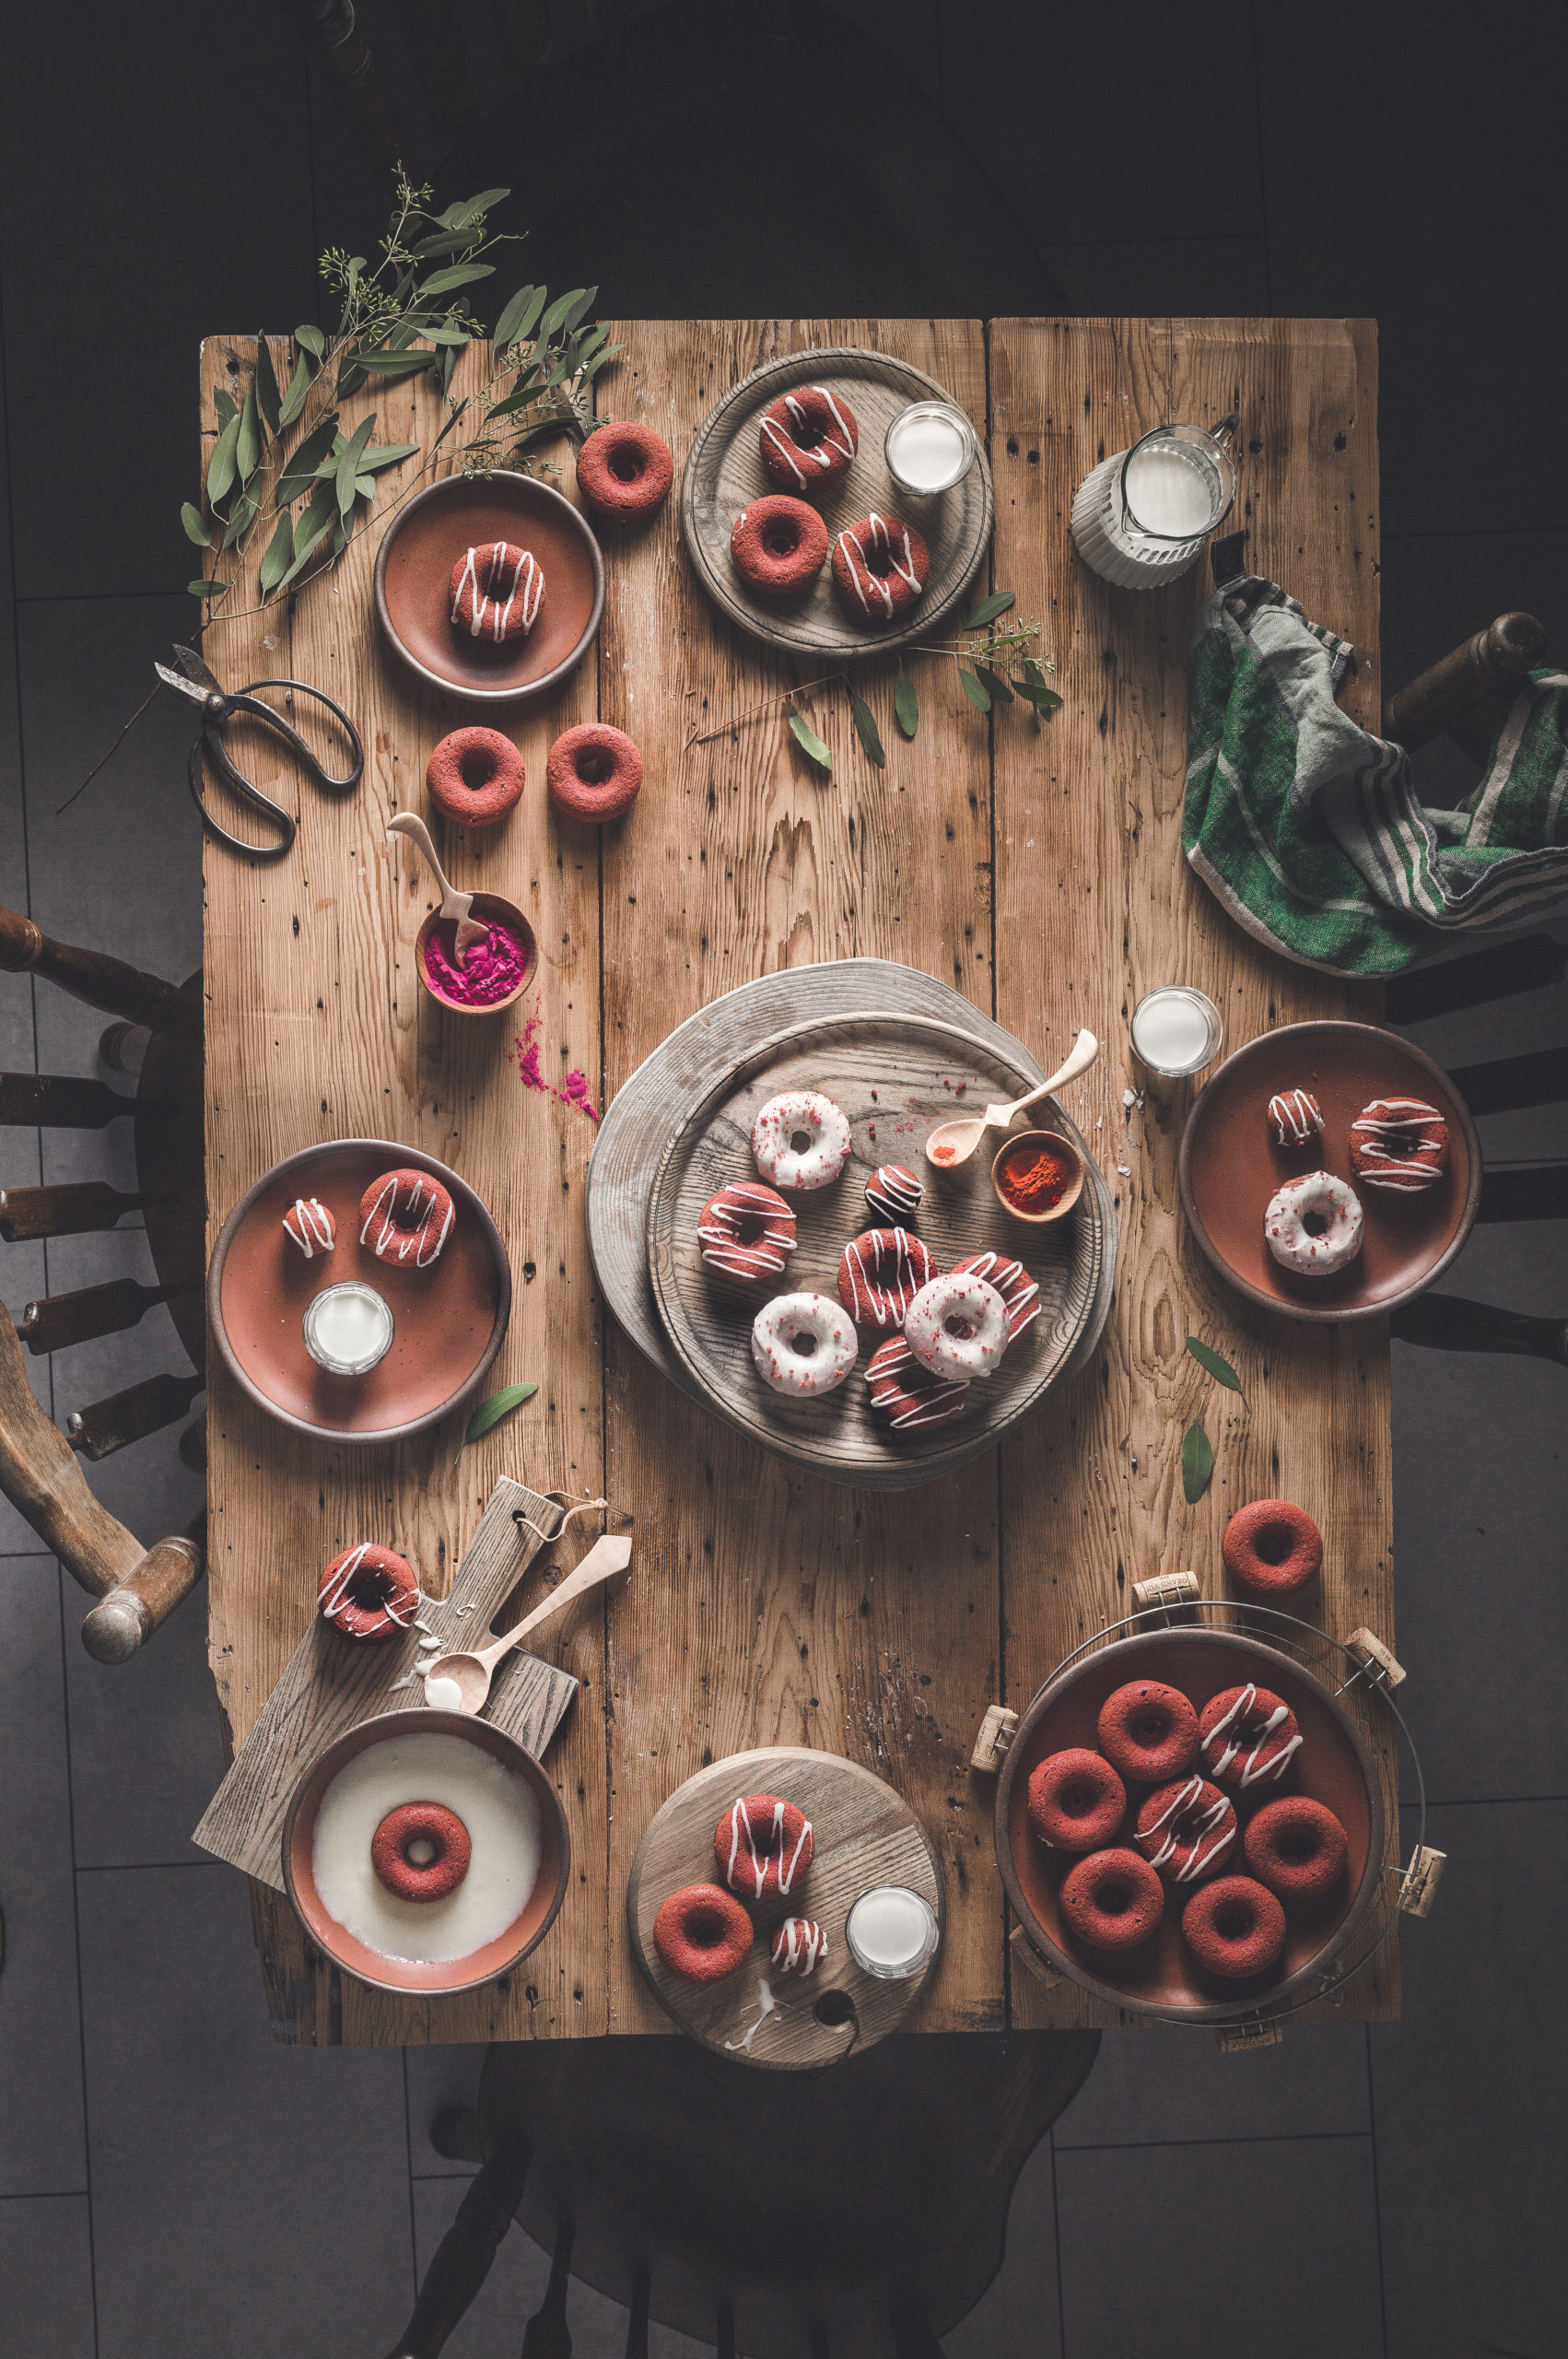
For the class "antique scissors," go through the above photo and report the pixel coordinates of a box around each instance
[154,645,364,860]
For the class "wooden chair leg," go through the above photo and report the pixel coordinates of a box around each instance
[0,907,194,1036]
[0,1181,147,1241]
[17,1276,196,1356]
[1385,934,1565,1025]
[80,1520,205,1664]
[383,2137,532,2359]
[0,1073,135,1128]
[99,1021,151,1077]
[66,1370,205,1461]
[1448,1044,1568,1115]
[522,2215,575,2359]
[1383,612,1546,750]
[1390,1293,1568,1365]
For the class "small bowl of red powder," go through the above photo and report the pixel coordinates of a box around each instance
[416,891,537,1017]
[990,1128,1085,1226]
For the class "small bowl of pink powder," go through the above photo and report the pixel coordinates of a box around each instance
[416,891,538,1016]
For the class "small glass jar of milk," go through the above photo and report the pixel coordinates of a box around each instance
[1130,987,1223,1080]
[303,1280,394,1376]
[1071,416,1237,589]
[845,1884,940,1980]
[884,400,977,499]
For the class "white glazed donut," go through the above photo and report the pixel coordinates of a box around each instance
[904,1272,1011,1380]
[750,1291,859,1397]
[1264,1169,1364,1276]
[751,1090,852,1192]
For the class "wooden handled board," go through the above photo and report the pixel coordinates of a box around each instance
[193,1476,579,1891]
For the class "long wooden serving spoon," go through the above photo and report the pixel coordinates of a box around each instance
[386,811,488,966]
[923,1027,1100,1171]
[422,1532,633,1713]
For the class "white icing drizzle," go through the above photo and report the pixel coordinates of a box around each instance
[1350,1097,1447,1191]
[697,1182,796,1279]
[1268,1088,1324,1146]
[319,1543,418,1629]
[724,1797,812,1897]
[359,1173,454,1268]
[840,1226,932,1326]
[835,514,921,617]
[865,1163,923,1221]
[1201,1684,1304,1786]
[724,1976,780,2054]
[953,1250,1041,1340]
[283,1195,335,1258]
[1138,1778,1235,1882]
[450,541,544,641]
[866,1334,969,1429]
[762,388,857,486]
[770,1917,827,1976]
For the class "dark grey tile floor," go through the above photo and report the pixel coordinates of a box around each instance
[1,4,1562,2353]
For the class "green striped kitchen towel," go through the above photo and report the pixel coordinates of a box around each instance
[1184,573,1568,977]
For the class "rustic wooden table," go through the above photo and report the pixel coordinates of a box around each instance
[201,316,1393,2045]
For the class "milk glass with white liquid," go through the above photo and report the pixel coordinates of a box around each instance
[884,400,977,498]
[303,1280,394,1376]
[845,1884,940,1980]
[1130,987,1223,1080]
[1071,417,1237,589]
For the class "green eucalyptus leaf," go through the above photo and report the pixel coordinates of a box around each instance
[494,283,544,346]
[255,341,283,434]
[220,486,260,550]
[205,414,241,504]
[418,262,496,298]
[409,229,472,260]
[848,687,886,769]
[236,385,261,484]
[957,665,991,714]
[214,386,240,428]
[895,663,919,740]
[463,1379,538,1446]
[449,187,509,227]
[964,589,1015,632]
[258,511,294,597]
[295,323,325,359]
[1186,1335,1246,1397]
[352,348,439,377]
[354,474,376,500]
[278,487,336,586]
[335,416,376,519]
[440,342,459,395]
[431,399,469,454]
[486,383,545,423]
[276,353,310,428]
[361,440,421,473]
[788,710,833,774]
[1023,657,1063,713]
[187,577,229,599]
[559,285,598,335]
[977,663,1014,704]
[581,343,624,381]
[420,323,473,346]
[335,360,368,398]
[1181,1419,1215,1505]
[275,412,341,508]
[180,501,212,549]
[540,286,589,336]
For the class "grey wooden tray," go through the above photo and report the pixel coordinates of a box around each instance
[680,345,993,660]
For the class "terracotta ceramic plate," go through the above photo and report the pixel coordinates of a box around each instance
[1178,1020,1480,1321]
[997,1629,1385,2022]
[374,472,605,702]
[208,1138,510,1443]
[282,1708,569,1998]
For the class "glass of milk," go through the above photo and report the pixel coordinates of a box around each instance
[884,400,977,499]
[1130,987,1223,1080]
[1071,416,1237,589]
[303,1280,394,1376]
[845,1884,940,1980]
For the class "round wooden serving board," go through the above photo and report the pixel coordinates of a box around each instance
[644,1012,1105,1487]
[627,1746,942,2070]
[680,346,993,659]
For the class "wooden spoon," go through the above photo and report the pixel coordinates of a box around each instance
[386,811,488,966]
[422,1532,632,1713]
[924,1027,1099,1170]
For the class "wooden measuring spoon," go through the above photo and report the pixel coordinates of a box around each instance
[422,1532,632,1713]
[924,1027,1099,1171]
[386,811,488,966]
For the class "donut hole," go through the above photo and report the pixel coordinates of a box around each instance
[1129,1708,1171,1749]
[1211,1896,1258,1942]
[574,745,616,787]
[1254,1523,1296,1566]
[790,1128,813,1155]
[788,1328,819,1359]
[1231,1714,1271,1751]
[1270,1824,1321,1865]
[1301,1208,1330,1237]
[388,1202,426,1233]
[608,442,647,483]
[732,1215,767,1247]
[1094,1876,1138,1919]
[863,544,895,576]
[345,1567,394,1614]
[942,1314,977,1341]
[404,1836,438,1868]
[459,747,497,792]
[684,1906,733,1951]
[1059,1778,1106,1822]
[764,522,802,558]
[791,417,825,450]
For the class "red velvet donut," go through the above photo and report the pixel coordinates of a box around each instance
[317,1543,419,1641]
[864,1333,969,1433]
[1026,1748,1128,1852]
[358,1168,454,1269]
[1059,1848,1164,1953]
[1199,1684,1303,1791]
[953,1251,1041,1343]
[426,727,525,829]
[831,513,929,622]
[837,1226,938,1330]
[576,423,674,520]
[546,722,643,825]
[697,1180,797,1285]
[653,1883,753,1983]
[1244,1796,1349,1903]
[1133,1777,1237,1884]
[1096,1681,1199,1783]
[715,1792,813,1899]
[1181,1875,1287,1979]
[448,541,544,641]
[758,385,859,493]
[731,496,828,598]
[371,1802,472,1902]
[1222,1499,1323,1598]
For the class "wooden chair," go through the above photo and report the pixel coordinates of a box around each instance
[0,906,205,1661]
[388,2028,1101,2359]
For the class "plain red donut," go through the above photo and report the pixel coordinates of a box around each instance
[653,1883,753,1983]
[371,1802,472,1902]
[731,495,828,597]
[1244,1796,1349,1903]
[546,722,643,824]
[1026,1748,1127,1852]
[1096,1680,1199,1783]
[1059,1848,1164,1952]
[1180,1875,1287,1978]
[426,727,525,829]
[576,422,674,520]
[1223,1498,1323,1598]
[317,1543,419,1641]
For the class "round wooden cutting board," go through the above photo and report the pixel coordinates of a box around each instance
[681,346,993,659]
[627,1746,942,2071]
[643,1011,1104,1487]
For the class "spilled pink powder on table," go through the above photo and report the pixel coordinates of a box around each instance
[513,998,600,1123]
[423,917,530,1006]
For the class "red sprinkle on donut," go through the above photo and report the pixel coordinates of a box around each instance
[758,385,859,493]
[1181,1874,1287,1979]
[1244,1796,1349,1903]
[770,1917,827,1976]
[831,512,929,621]
[1222,1498,1323,1598]
[1026,1748,1128,1852]
[731,496,828,598]
[546,722,643,825]
[576,422,674,520]
[371,1802,472,1902]
[449,541,544,642]
[317,1543,419,1642]
[864,1333,969,1432]
[653,1883,753,1983]
[837,1226,938,1329]
[1096,1680,1199,1783]
[1134,1777,1237,1884]
[1199,1684,1303,1790]
[953,1250,1041,1342]
[358,1168,454,1268]
[715,1793,813,1899]
[426,726,525,829]
[1059,1848,1164,1953]
[697,1181,797,1285]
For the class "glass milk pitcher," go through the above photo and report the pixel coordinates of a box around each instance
[1071,414,1238,589]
